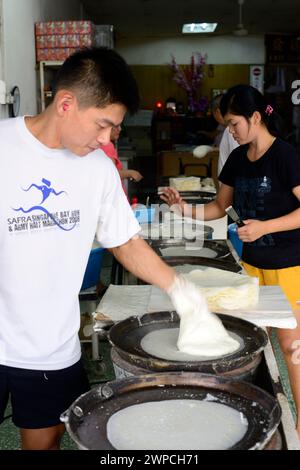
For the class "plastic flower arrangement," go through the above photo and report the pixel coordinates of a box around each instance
[169,53,208,113]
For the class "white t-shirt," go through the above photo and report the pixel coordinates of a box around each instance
[217,127,239,176]
[0,117,140,370]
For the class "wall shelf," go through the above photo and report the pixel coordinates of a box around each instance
[38,60,63,111]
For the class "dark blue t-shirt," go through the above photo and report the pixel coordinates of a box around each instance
[219,138,300,269]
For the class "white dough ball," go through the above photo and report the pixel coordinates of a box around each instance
[193,145,213,159]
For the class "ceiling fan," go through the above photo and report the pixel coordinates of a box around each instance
[233,0,248,36]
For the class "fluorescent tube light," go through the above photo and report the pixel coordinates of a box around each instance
[182,23,218,34]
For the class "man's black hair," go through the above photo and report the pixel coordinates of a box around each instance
[53,47,140,114]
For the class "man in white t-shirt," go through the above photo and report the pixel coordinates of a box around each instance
[0,48,205,450]
[218,126,239,176]
[208,93,239,176]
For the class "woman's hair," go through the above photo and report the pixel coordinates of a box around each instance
[52,47,140,114]
[220,84,283,137]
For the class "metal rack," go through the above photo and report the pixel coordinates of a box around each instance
[38,60,63,111]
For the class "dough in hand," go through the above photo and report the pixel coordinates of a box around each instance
[168,276,240,357]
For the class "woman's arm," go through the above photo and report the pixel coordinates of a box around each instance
[238,185,300,242]
[119,169,143,182]
[160,184,234,221]
[203,184,234,220]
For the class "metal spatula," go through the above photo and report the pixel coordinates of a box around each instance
[225,205,245,227]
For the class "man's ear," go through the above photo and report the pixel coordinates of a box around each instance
[55,90,76,116]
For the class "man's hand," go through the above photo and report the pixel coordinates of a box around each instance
[167,274,211,322]
[167,275,239,356]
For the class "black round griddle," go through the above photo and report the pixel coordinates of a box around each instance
[163,256,242,273]
[155,190,216,205]
[142,222,214,242]
[61,372,281,450]
[177,190,216,203]
[149,239,241,272]
[108,311,268,375]
[150,239,228,256]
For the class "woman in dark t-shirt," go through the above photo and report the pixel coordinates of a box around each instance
[161,84,300,439]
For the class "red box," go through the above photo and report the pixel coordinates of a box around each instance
[35,21,92,36]
[36,47,77,62]
[36,34,92,49]
[35,21,93,62]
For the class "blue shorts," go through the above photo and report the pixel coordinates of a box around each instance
[0,360,90,429]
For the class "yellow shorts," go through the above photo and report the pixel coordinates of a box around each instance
[242,262,300,311]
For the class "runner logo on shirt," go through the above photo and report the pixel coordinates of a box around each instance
[8,178,79,233]
[22,178,67,204]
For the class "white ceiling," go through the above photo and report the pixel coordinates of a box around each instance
[81,0,300,39]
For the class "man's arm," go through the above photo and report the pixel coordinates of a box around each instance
[109,237,176,291]
[109,237,220,330]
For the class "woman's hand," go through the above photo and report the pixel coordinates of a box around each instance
[237,219,267,242]
[128,170,143,182]
[159,187,187,216]
[160,187,182,206]
[120,169,143,182]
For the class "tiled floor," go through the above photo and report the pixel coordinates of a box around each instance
[269,330,297,420]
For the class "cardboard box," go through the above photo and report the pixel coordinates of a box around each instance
[36,34,92,49]
[35,21,92,35]
[35,21,93,61]
[36,48,77,61]
[35,21,114,62]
